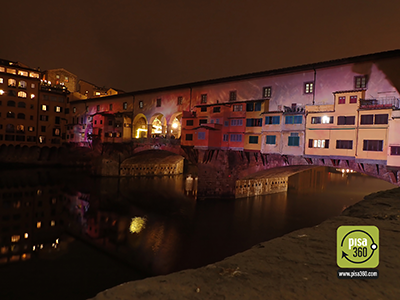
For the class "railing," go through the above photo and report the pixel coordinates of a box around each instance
[360,98,400,109]
[283,105,305,113]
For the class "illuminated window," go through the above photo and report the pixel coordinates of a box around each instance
[21,253,31,261]
[28,126,34,132]
[53,128,60,136]
[18,70,28,76]
[355,76,367,89]
[200,94,207,104]
[24,233,29,239]
[30,94,35,99]
[7,68,16,75]
[304,82,314,94]
[263,86,272,98]
[42,105,47,111]
[0,90,4,95]
[229,91,237,102]
[65,76,69,82]
[31,83,35,88]
[18,91,27,98]
[55,106,61,112]
[36,221,41,228]
[11,235,20,242]
[8,78,16,87]
[0,246,8,254]
[29,72,39,78]
[16,124,25,133]
[18,81,27,89]
[0,78,3,83]
[309,139,329,148]
[56,74,60,79]
[0,66,4,72]
[39,136,46,144]
[139,101,143,108]
[322,116,334,124]
[50,220,55,227]
[123,102,127,110]
[95,92,101,96]
[73,107,76,113]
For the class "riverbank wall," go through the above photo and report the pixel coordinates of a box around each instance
[89,188,400,300]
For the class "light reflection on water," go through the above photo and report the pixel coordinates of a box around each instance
[0,166,396,299]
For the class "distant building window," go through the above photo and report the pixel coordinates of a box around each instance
[65,77,69,83]
[7,111,15,118]
[177,96,183,105]
[200,106,207,112]
[265,116,280,125]
[263,86,272,98]
[336,140,353,149]
[8,79,16,87]
[223,134,228,142]
[55,116,60,124]
[355,76,367,89]
[337,116,355,125]
[41,126,46,132]
[230,119,243,126]
[199,119,207,125]
[123,102,128,110]
[139,101,143,108]
[246,102,254,112]
[338,96,346,104]
[309,139,329,148]
[230,134,242,142]
[375,114,388,124]
[41,105,47,111]
[28,126,34,132]
[7,100,15,107]
[18,81,27,89]
[18,91,26,98]
[55,106,62,113]
[156,98,161,107]
[109,104,113,111]
[229,91,237,101]
[390,146,400,156]
[73,107,76,113]
[322,116,334,124]
[198,132,206,140]
[200,94,207,104]
[249,136,259,144]
[254,102,261,111]
[266,135,276,145]
[288,132,300,146]
[185,134,193,141]
[86,106,89,112]
[31,83,35,88]
[350,95,358,103]
[311,116,321,124]
[360,114,373,125]
[186,120,194,126]
[304,82,314,94]
[224,121,228,126]
[363,140,383,151]
[40,115,49,121]
[285,115,302,124]
[246,118,262,127]
[233,104,242,111]
[97,105,100,112]
[17,113,25,119]
[213,107,221,113]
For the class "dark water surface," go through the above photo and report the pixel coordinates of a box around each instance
[0,167,395,299]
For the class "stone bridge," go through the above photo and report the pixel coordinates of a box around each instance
[91,140,400,199]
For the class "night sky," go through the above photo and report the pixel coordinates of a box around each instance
[1,0,400,92]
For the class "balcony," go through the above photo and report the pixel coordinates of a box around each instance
[283,104,305,114]
[360,98,400,109]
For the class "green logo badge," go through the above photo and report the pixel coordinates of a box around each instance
[337,226,379,268]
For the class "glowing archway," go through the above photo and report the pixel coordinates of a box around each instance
[149,114,167,137]
[133,113,148,138]
[168,112,183,139]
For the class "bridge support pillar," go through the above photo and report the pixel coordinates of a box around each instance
[147,124,152,138]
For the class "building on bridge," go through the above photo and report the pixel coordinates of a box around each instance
[65,50,400,169]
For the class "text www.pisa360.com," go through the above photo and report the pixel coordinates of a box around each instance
[337,269,379,279]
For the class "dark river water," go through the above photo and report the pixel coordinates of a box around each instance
[0,166,396,300]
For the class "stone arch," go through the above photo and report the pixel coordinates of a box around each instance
[168,112,183,139]
[133,113,148,138]
[149,113,167,137]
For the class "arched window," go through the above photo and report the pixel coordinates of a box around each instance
[17,113,25,119]
[18,81,27,89]
[8,79,16,87]
[7,101,15,107]
[6,124,15,133]
[17,102,26,108]
[16,124,25,133]
[7,111,15,118]
[8,90,16,97]
[18,91,27,98]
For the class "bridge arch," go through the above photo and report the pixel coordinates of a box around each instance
[168,112,183,139]
[149,113,167,137]
[133,113,148,138]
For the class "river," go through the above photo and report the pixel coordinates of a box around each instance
[0,166,395,300]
